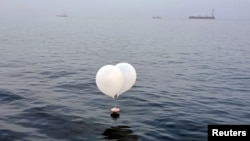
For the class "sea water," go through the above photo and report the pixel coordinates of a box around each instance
[0,17,250,141]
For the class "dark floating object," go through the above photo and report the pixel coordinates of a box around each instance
[110,107,120,120]
[110,112,120,119]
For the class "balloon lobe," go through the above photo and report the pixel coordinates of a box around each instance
[96,65,124,98]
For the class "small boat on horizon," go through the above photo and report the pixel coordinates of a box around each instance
[56,12,68,17]
[152,16,161,19]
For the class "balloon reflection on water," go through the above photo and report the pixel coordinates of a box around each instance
[102,125,139,141]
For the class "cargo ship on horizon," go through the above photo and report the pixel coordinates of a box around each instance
[189,8,215,19]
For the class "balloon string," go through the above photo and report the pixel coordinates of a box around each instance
[115,95,118,108]
[115,97,117,108]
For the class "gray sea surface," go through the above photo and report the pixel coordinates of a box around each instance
[0,17,250,141]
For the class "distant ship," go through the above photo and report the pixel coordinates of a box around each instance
[56,12,68,17]
[189,9,215,19]
[152,16,161,19]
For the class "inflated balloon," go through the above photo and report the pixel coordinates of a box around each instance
[115,63,137,96]
[96,65,124,99]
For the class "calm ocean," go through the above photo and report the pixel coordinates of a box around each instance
[0,17,250,141]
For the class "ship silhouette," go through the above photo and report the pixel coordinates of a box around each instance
[189,8,215,19]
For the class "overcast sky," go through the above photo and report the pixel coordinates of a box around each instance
[1,0,250,20]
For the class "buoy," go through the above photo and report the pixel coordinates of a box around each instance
[111,107,120,113]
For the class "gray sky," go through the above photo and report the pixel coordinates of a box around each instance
[1,0,250,20]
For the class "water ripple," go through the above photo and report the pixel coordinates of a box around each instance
[0,90,24,103]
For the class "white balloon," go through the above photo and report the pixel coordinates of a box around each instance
[115,63,137,96]
[96,65,124,98]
